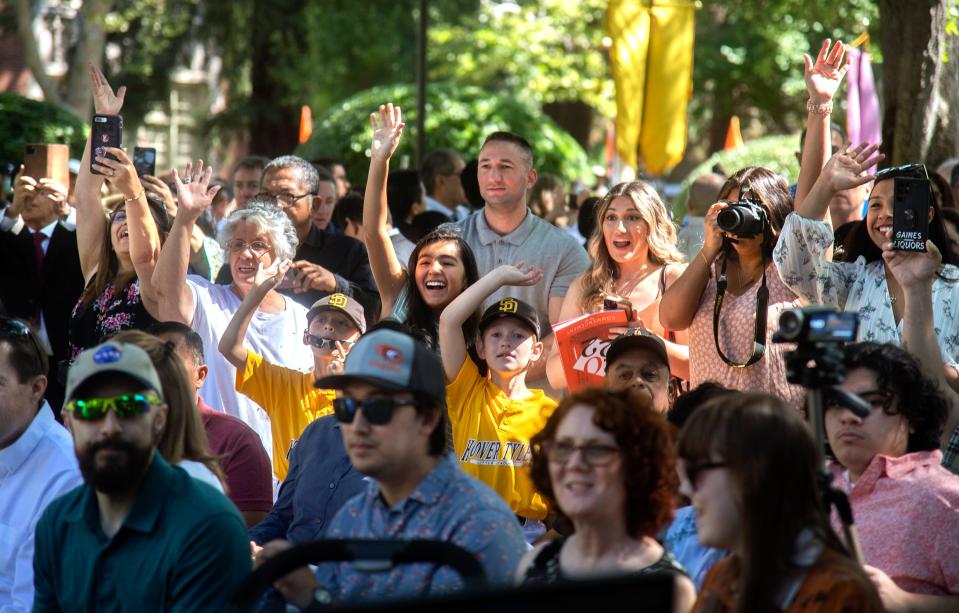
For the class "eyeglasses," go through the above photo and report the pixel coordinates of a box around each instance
[874,163,929,182]
[0,317,44,366]
[64,392,162,421]
[681,461,727,490]
[225,239,271,257]
[303,334,356,350]
[111,209,127,224]
[332,397,416,425]
[543,441,620,467]
[257,191,313,208]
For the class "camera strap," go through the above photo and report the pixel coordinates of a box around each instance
[712,255,769,368]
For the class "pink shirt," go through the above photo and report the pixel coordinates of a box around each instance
[688,263,805,410]
[830,451,959,595]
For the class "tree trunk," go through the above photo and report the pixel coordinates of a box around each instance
[13,0,64,107]
[878,0,959,166]
[63,0,114,118]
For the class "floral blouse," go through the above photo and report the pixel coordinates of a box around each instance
[69,279,158,360]
[773,214,959,368]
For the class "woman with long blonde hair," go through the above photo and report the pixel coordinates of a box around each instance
[547,180,689,390]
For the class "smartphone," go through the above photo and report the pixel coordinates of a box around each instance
[276,268,298,290]
[91,114,123,175]
[891,177,930,252]
[23,143,70,188]
[133,146,156,177]
[603,297,634,321]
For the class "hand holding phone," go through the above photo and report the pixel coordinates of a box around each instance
[603,297,634,322]
[91,114,123,175]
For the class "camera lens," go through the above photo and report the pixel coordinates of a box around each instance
[717,208,742,233]
[777,309,803,342]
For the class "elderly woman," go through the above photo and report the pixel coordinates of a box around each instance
[516,388,695,612]
[678,392,882,611]
[153,169,312,472]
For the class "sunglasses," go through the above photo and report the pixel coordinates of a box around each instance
[332,397,416,425]
[543,441,620,467]
[0,317,44,366]
[303,333,356,350]
[64,392,162,421]
[681,461,727,490]
[874,163,929,182]
[111,209,127,224]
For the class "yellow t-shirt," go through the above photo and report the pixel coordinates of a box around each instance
[446,358,557,520]
[236,350,335,480]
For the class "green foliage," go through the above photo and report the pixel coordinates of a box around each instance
[297,82,590,182]
[0,93,86,164]
[428,0,613,117]
[671,135,800,219]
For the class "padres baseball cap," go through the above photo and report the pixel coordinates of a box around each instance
[64,341,164,401]
[605,327,670,373]
[478,297,541,338]
[314,328,445,405]
[307,293,366,334]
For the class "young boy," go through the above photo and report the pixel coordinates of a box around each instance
[219,261,365,480]
[439,263,556,535]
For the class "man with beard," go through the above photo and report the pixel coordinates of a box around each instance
[32,341,250,611]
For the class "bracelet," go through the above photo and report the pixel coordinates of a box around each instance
[124,188,145,203]
[807,99,833,116]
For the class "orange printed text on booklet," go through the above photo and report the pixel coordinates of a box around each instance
[552,309,629,391]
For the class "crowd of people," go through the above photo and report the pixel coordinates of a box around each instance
[1,39,959,612]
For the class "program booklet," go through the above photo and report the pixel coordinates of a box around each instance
[552,309,629,391]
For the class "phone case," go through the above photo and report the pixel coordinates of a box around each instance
[91,114,123,175]
[891,177,930,252]
[23,143,70,187]
[133,147,156,177]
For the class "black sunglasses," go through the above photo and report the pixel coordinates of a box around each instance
[874,163,929,182]
[332,397,416,425]
[0,317,44,366]
[303,333,356,350]
[682,461,727,490]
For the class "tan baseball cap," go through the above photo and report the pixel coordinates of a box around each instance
[65,342,164,401]
[307,293,366,333]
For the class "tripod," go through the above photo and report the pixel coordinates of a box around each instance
[782,341,871,564]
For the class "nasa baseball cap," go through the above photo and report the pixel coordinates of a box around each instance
[314,328,445,405]
[478,297,541,338]
[64,342,164,401]
[307,293,366,334]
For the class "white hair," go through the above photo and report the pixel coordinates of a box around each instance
[217,199,298,261]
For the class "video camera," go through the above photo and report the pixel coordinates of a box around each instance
[772,307,858,344]
[717,188,767,238]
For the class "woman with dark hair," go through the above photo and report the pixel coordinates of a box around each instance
[517,388,695,611]
[774,146,959,391]
[69,65,168,359]
[678,392,882,612]
[362,104,480,349]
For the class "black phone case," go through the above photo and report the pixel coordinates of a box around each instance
[91,114,123,175]
[133,146,156,177]
[891,177,930,252]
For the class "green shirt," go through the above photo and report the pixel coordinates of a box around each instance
[32,453,251,612]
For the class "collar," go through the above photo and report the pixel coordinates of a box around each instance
[0,401,57,477]
[375,454,455,511]
[301,223,326,248]
[842,450,943,494]
[32,218,59,239]
[475,207,535,246]
[66,452,176,535]
[425,196,452,217]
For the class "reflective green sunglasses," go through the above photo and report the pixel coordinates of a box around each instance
[65,393,162,421]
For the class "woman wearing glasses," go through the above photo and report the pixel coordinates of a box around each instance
[154,190,314,478]
[517,388,696,612]
[678,392,881,612]
[773,147,959,392]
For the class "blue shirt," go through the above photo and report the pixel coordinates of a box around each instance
[250,415,366,545]
[32,453,251,612]
[662,505,727,589]
[314,455,526,602]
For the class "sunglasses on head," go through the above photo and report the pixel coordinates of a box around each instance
[874,163,929,182]
[332,397,416,425]
[0,317,44,365]
[65,392,162,421]
[303,333,356,350]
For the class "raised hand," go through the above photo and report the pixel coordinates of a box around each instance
[369,103,405,162]
[91,147,142,199]
[253,258,293,293]
[88,63,126,115]
[171,160,220,221]
[140,175,178,216]
[803,39,850,104]
[883,240,942,289]
[821,143,884,193]
[496,261,544,287]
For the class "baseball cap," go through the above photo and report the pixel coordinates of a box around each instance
[605,327,670,374]
[314,329,445,405]
[307,293,366,334]
[478,297,541,338]
[64,342,164,401]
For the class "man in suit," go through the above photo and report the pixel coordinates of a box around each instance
[0,171,85,413]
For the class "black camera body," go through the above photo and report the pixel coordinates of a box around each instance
[716,193,768,238]
[773,307,858,344]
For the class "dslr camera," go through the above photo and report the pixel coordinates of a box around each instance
[717,190,767,238]
[773,307,858,344]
